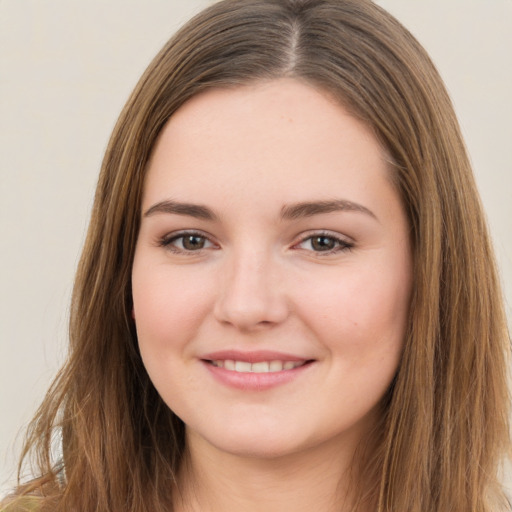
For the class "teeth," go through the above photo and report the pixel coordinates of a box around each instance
[210,359,304,373]
[252,361,270,373]
[269,360,283,372]
[235,361,252,373]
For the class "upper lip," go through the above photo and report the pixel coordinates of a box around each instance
[201,350,313,364]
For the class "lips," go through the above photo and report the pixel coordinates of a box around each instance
[202,349,309,363]
[201,350,314,390]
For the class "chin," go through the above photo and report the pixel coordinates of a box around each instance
[188,422,311,460]
[212,438,301,460]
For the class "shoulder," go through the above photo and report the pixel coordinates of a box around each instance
[0,496,43,512]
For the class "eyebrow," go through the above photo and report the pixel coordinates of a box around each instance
[280,199,377,221]
[143,198,377,221]
[144,200,218,220]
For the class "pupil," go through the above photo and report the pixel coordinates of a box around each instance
[183,235,205,250]
[312,236,335,251]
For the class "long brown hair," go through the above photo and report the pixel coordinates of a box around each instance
[4,0,510,510]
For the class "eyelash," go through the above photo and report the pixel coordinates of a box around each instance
[158,230,354,255]
[293,231,354,255]
[158,230,216,254]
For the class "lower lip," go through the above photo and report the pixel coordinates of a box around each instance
[202,360,314,391]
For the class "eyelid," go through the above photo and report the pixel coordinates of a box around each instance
[156,229,353,255]
[158,229,219,253]
[292,230,354,254]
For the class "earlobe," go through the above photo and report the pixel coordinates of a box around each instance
[131,309,136,320]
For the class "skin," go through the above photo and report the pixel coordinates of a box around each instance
[132,78,412,511]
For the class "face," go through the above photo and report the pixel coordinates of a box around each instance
[132,79,412,460]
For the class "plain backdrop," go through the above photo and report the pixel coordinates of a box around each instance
[1,0,511,496]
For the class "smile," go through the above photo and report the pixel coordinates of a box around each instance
[201,351,314,390]
[209,360,306,373]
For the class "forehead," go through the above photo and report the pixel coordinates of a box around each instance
[143,78,395,216]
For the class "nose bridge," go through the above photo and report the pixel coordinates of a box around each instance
[214,243,288,329]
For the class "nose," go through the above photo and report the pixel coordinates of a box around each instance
[213,248,289,331]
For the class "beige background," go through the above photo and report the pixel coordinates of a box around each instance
[1,0,511,495]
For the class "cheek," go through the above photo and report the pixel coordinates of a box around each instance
[132,263,215,354]
[297,257,411,359]
[131,264,215,408]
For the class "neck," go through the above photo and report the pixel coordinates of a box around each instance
[173,429,374,512]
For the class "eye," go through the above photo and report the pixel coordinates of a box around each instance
[295,232,353,254]
[159,231,216,253]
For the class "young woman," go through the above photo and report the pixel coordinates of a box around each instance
[3,0,510,511]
